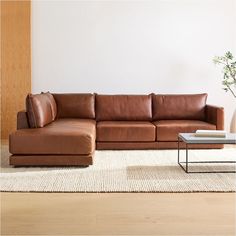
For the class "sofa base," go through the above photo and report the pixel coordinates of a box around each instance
[96,142,224,150]
[9,154,93,166]
[97,142,157,150]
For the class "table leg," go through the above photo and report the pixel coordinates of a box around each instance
[186,143,188,173]
[178,136,180,164]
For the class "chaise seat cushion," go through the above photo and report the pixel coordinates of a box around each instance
[10,119,96,155]
[153,120,216,141]
[97,121,156,142]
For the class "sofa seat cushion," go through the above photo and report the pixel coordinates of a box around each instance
[97,121,156,142]
[153,120,216,141]
[10,119,96,155]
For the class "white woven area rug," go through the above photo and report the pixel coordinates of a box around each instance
[1,145,235,192]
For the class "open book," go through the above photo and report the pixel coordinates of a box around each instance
[195,130,226,138]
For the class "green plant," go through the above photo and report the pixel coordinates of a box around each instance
[213,51,236,98]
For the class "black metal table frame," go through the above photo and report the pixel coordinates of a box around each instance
[177,136,236,174]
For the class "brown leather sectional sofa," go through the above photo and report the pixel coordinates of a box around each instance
[9,93,224,166]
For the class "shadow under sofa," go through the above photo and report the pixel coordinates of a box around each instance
[9,93,224,166]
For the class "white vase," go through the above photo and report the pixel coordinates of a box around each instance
[230,108,236,133]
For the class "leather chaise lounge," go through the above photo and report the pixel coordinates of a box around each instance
[9,93,224,166]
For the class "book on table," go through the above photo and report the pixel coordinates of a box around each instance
[195,130,226,138]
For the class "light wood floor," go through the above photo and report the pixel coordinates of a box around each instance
[1,192,235,236]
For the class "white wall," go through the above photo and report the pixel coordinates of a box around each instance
[32,0,236,131]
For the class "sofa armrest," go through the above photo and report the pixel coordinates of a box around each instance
[17,110,30,129]
[205,105,224,130]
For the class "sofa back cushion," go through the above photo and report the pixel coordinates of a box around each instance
[53,93,95,119]
[96,94,152,121]
[26,92,56,128]
[42,92,57,120]
[152,93,207,121]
